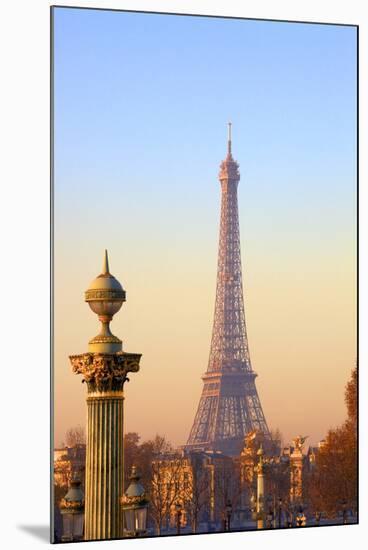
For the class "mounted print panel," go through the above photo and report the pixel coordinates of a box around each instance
[51,6,358,543]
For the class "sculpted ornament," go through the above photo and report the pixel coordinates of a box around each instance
[70,351,141,392]
[120,493,148,506]
[60,498,85,512]
[292,435,308,453]
[85,288,126,301]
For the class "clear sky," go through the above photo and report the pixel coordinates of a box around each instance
[53,7,357,449]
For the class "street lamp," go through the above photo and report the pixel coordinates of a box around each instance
[286,503,294,528]
[315,511,321,526]
[121,465,149,537]
[60,479,85,542]
[278,498,282,529]
[257,494,265,529]
[225,500,233,531]
[175,502,183,535]
[295,505,306,527]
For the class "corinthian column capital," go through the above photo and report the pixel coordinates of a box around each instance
[69,351,141,393]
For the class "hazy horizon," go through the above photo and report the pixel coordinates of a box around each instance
[53,8,357,450]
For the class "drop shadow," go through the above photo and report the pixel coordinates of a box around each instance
[17,525,50,543]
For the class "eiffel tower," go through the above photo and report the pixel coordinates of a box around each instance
[185,124,270,456]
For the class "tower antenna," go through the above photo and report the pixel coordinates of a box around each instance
[228,121,232,154]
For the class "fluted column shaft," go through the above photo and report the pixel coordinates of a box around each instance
[85,391,124,540]
[69,351,141,541]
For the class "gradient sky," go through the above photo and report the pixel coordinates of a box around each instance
[53,7,357,449]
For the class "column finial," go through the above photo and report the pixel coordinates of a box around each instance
[103,249,110,275]
[85,251,126,353]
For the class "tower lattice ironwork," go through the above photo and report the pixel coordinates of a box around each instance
[186,124,270,456]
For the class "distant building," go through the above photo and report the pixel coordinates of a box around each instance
[152,431,315,532]
[151,449,236,532]
[54,444,86,488]
[53,444,86,543]
[306,446,318,470]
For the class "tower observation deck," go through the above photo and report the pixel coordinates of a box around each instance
[185,124,270,456]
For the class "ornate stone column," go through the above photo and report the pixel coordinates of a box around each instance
[289,436,307,504]
[256,445,265,530]
[237,432,256,525]
[70,251,141,540]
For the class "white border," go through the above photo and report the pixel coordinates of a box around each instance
[0,1,365,548]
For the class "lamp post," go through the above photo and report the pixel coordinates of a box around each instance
[266,495,273,529]
[120,465,149,537]
[278,498,282,529]
[315,511,321,526]
[60,479,85,542]
[286,503,294,528]
[225,499,233,531]
[175,502,183,535]
[257,495,265,529]
[295,505,306,527]
[256,445,265,529]
[221,510,227,532]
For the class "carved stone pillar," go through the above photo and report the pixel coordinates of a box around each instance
[289,436,307,504]
[290,453,303,503]
[70,351,141,540]
[256,445,265,530]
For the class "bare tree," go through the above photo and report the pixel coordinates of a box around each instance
[214,459,241,528]
[149,453,184,535]
[65,425,86,447]
[305,367,357,518]
[139,434,185,535]
[182,454,211,533]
